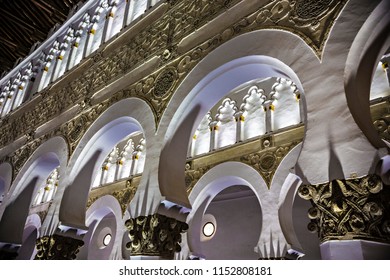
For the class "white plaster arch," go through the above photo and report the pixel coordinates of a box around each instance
[16,214,41,260]
[0,136,68,244]
[77,195,123,260]
[159,29,316,208]
[186,161,267,258]
[344,0,390,149]
[273,144,304,251]
[60,97,155,229]
[0,162,12,202]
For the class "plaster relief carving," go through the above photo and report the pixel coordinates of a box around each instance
[35,234,84,260]
[298,175,390,243]
[125,213,188,259]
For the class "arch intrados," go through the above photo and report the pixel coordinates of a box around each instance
[189,162,266,213]
[344,0,390,149]
[67,98,155,178]
[167,55,305,140]
[86,195,122,227]
[187,162,265,256]
[0,162,12,194]
[6,136,67,202]
[84,196,121,259]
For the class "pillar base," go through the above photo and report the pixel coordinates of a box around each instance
[130,255,162,260]
[320,240,390,260]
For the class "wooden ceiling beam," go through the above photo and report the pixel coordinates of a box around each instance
[42,0,68,17]
[54,0,70,10]
[31,0,64,25]
[33,2,57,26]
[0,8,36,34]
[0,44,22,62]
[1,20,35,47]
[21,1,52,31]
[7,1,38,26]
[0,0,87,73]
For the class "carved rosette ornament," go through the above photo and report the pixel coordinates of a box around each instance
[373,113,390,141]
[125,214,188,259]
[298,174,390,243]
[35,235,84,260]
[153,67,178,99]
[241,142,298,188]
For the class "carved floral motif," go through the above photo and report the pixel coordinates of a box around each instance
[241,142,298,188]
[298,174,390,243]
[185,139,299,192]
[295,0,333,19]
[185,165,212,194]
[35,234,84,260]
[87,179,138,215]
[9,129,61,179]
[125,213,188,259]
[153,67,178,98]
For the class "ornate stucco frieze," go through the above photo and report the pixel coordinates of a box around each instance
[87,179,138,215]
[6,129,62,180]
[298,174,390,243]
[185,134,301,192]
[240,141,299,188]
[124,213,188,259]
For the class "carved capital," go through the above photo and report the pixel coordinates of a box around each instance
[35,234,84,260]
[299,174,390,243]
[125,214,188,259]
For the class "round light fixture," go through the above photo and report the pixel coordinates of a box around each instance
[103,233,112,246]
[202,222,215,237]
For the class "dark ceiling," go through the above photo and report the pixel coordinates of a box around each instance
[0,0,86,75]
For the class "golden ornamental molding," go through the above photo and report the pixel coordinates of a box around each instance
[185,138,301,192]
[185,164,212,195]
[240,142,299,188]
[168,0,346,58]
[125,213,188,259]
[298,174,390,243]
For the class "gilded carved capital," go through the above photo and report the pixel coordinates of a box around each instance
[125,213,188,259]
[35,234,84,260]
[298,174,390,243]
